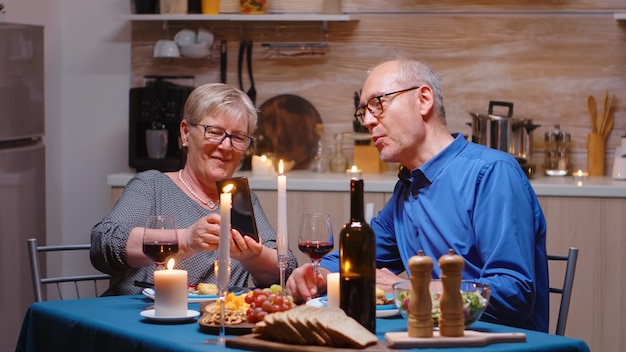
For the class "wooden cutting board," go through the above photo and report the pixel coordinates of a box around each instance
[257,95,322,171]
[225,334,389,351]
[385,330,526,348]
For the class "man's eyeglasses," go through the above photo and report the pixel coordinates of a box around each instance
[353,86,422,125]
[192,124,254,151]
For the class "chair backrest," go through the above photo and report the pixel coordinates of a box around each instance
[27,238,110,302]
[547,247,579,336]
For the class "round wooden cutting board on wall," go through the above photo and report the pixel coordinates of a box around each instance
[257,94,322,170]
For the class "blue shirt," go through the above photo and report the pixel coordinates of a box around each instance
[321,133,549,332]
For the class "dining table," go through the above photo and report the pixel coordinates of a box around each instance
[15,295,590,352]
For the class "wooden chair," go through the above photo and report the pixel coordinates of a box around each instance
[548,247,579,336]
[27,238,110,302]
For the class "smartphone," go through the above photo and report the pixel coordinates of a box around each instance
[216,177,259,242]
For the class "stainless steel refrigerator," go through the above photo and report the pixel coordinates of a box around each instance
[0,23,45,351]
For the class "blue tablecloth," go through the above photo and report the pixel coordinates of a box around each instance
[16,295,589,352]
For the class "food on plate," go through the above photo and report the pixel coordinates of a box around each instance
[199,292,249,325]
[198,286,295,325]
[252,305,378,348]
[195,282,218,295]
[376,286,393,305]
[244,287,295,323]
[199,302,247,325]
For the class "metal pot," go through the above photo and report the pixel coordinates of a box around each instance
[469,101,540,163]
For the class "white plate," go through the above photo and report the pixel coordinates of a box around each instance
[140,309,200,322]
[305,294,400,318]
[142,288,217,303]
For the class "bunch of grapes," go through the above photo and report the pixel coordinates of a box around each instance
[245,286,294,323]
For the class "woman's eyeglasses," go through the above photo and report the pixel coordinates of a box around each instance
[192,124,254,151]
[353,86,422,124]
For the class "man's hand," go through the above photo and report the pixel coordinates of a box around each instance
[376,267,406,294]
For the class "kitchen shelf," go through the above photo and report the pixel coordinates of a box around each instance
[118,13,352,22]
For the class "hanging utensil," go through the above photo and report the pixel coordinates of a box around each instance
[219,40,227,84]
[237,40,245,91]
[598,90,609,137]
[246,40,257,105]
[602,94,615,139]
[587,95,597,133]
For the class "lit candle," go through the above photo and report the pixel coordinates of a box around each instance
[218,184,233,293]
[573,169,588,187]
[154,258,188,316]
[346,164,362,179]
[277,160,288,255]
[252,154,275,176]
[326,272,340,308]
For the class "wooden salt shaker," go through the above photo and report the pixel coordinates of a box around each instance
[408,250,433,337]
[438,249,465,337]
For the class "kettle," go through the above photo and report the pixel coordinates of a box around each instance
[612,135,626,180]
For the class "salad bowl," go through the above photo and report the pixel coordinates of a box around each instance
[392,279,490,327]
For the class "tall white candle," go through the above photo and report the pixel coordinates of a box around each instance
[218,184,233,292]
[277,160,288,255]
[154,258,188,316]
[326,272,340,308]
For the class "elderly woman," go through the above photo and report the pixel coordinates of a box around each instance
[91,83,298,295]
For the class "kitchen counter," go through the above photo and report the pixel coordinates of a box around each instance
[107,170,626,198]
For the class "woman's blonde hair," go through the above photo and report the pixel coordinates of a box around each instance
[183,83,258,134]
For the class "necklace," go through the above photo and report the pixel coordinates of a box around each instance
[178,169,219,210]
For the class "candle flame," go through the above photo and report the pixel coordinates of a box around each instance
[222,183,234,193]
[278,159,284,174]
[261,155,267,162]
[167,258,175,270]
[577,169,583,176]
[351,165,358,172]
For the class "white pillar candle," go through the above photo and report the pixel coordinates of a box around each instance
[326,272,340,308]
[154,258,187,316]
[252,154,275,176]
[217,184,232,292]
[277,160,288,255]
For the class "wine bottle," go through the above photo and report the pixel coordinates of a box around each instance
[339,178,376,333]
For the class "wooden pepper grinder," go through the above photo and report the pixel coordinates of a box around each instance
[407,250,434,337]
[438,249,465,337]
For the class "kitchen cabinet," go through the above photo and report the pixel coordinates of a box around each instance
[537,196,626,350]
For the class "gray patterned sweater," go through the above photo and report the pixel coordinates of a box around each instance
[90,170,298,296]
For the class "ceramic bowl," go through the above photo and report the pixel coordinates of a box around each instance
[179,43,211,58]
[196,27,214,46]
[153,40,180,58]
[392,279,491,327]
[174,29,197,46]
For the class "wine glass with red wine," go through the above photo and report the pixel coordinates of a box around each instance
[297,213,334,284]
[142,215,178,269]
